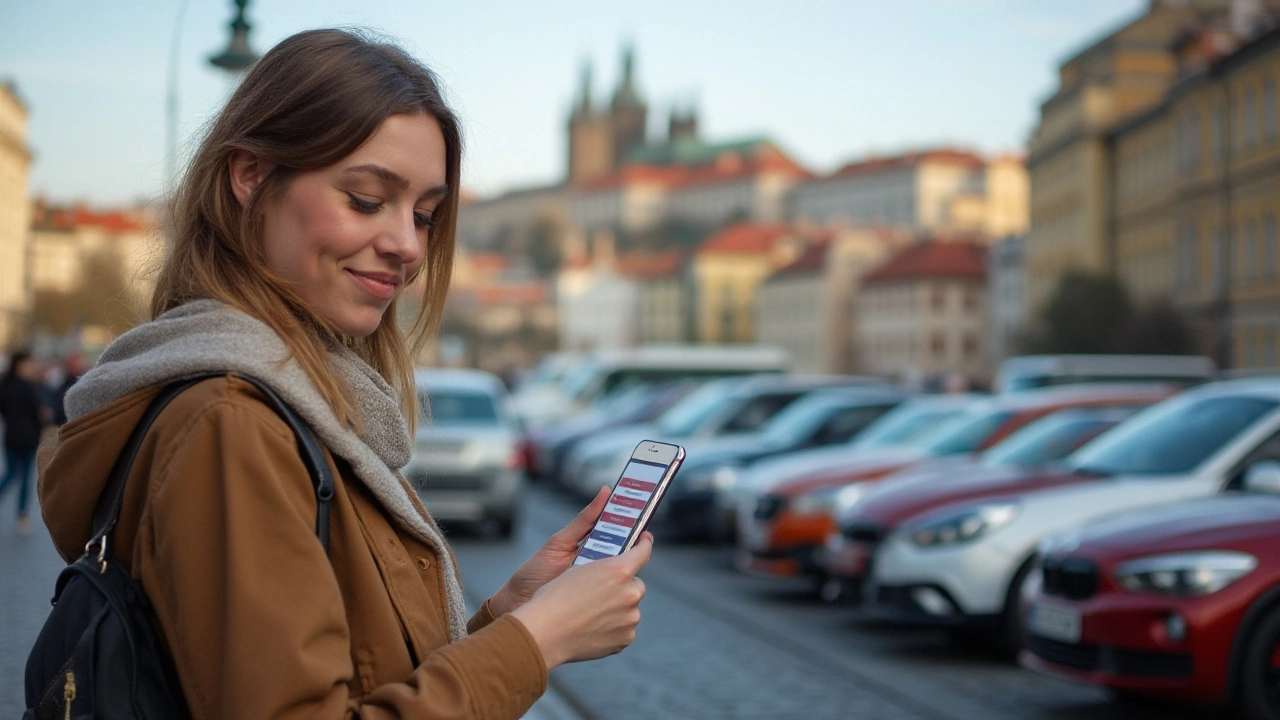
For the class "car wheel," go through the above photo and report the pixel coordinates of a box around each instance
[1240,604,1280,720]
[1001,556,1040,653]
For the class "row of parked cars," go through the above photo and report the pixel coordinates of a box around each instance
[514,348,1280,718]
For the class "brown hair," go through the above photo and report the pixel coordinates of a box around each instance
[154,28,461,429]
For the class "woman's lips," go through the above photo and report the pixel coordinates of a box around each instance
[346,269,398,301]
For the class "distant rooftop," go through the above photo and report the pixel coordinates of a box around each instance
[863,239,987,284]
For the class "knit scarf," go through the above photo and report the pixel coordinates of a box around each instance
[64,299,469,641]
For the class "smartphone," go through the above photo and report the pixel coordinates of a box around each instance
[572,440,685,566]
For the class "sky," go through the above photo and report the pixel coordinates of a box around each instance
[0,0,1148,207]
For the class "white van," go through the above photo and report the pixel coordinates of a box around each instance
[995,354,1216,394]
[515,345,794,427]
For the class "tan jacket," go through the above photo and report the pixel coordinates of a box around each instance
[39,375,547,719]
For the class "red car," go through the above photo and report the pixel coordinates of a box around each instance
[737,384,1174,593]
[1021,475,1280,718]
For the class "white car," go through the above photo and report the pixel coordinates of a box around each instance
[406,368,524,537]
[724,394,979,527]
[860,378,1280,641]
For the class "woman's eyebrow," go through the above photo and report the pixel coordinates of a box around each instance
[343,163,448,200]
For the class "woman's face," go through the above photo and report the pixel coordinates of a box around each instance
[258,112,448,338]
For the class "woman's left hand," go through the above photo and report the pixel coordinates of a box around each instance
[488,486,612,617]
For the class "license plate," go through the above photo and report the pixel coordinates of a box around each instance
[1028,603,1082,644]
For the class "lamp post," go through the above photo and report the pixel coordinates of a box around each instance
[209,0,260,73]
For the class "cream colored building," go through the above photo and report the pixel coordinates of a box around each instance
[619,250,690,344]
[28,203,160,339]
[0,83,31,348]
[757,227,909,373]
[857,241,988,385]
[1024,0,1262,313]
[693,223,812,344]
[788,149,1027,238]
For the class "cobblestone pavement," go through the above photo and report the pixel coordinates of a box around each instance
[2,483,1227,719]
[452,485,1228,720]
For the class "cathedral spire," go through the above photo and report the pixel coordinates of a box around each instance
[612,43,643,109]
[576,59,594,115]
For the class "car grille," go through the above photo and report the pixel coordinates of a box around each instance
[754,495,786,520]
[1041,555,1099,601]
[1027,636,1193,679]
[842,521,884,543]
[405,470,489,491]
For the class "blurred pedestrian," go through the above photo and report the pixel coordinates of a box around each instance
[0,350,48,535]
[50,353,87,426]
[36,29,650,719]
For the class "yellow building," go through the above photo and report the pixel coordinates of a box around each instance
[1026,1,1236,312]
[1110,22,1280,368]
[0,82,32,348]
[28,203,159,342]
[692,223,808,344]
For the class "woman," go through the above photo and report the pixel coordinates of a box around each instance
[38,29,649,719]
[1,350,47,535]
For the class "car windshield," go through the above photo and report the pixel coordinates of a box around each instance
[422,390,500,426]
[758,397,840,446]
[654,381,740,436]
[918,407,1015,456]
[850,404,966,451]
[1067,395,1280,476]
[982,413,1122,468]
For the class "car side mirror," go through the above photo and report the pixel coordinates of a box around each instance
[1244,460,1280,495]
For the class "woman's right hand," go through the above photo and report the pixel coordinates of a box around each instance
[509,533,653,669]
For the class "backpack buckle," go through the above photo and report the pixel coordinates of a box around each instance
[84,537,108,574]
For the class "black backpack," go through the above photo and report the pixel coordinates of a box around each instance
[23,375,335,720]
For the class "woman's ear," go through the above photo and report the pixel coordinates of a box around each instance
[227,149,271,206]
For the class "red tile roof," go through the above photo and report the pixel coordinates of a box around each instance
[768,240,831,280]
[577,146,812,193]
[862,240,987,285]
[696,223,795,256]
[467,253,509,272]
[829,148,986,180]
[33,203,150,233]
[616,249,684,278]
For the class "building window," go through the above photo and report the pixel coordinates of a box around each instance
[1267,77,1278,142]
[963,333,978,359]
[1176,218,1198,288]
[1265,213,1277,278]
[1212,102,1226,162]
[1245,219,1259,282]
[932,285,945,312]
[931,332,945,359]
[1245,88,1258,148]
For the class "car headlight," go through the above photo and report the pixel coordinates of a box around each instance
[685,464,741,493]
[1113,551,1257,597]
[906,502,1020,548]
[790,484,868,517]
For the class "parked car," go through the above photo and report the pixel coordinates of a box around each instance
[1022,467,1280,718]
[995,354,1215,394]
[736,384,1176,596]
[855,379,1280,648]
[513,345,792,428]
[561,374,885,497]
[525,380,700,481]
[406,368,524,537]
[719,394,981,534]
[820,405,1143,603]
[654,387,908,541]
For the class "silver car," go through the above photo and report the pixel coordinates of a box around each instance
[406,368,524,537]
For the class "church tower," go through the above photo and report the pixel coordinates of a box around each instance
[609,44,648,167]
[567,61,615,186]
[566,45,650,186]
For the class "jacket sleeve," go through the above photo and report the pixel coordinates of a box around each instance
[134,391,546,720]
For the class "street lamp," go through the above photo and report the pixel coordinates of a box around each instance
[209,0,260,73]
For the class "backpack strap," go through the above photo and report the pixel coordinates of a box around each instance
[86,374,335,570]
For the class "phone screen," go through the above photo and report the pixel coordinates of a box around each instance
[573,458,668,565]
